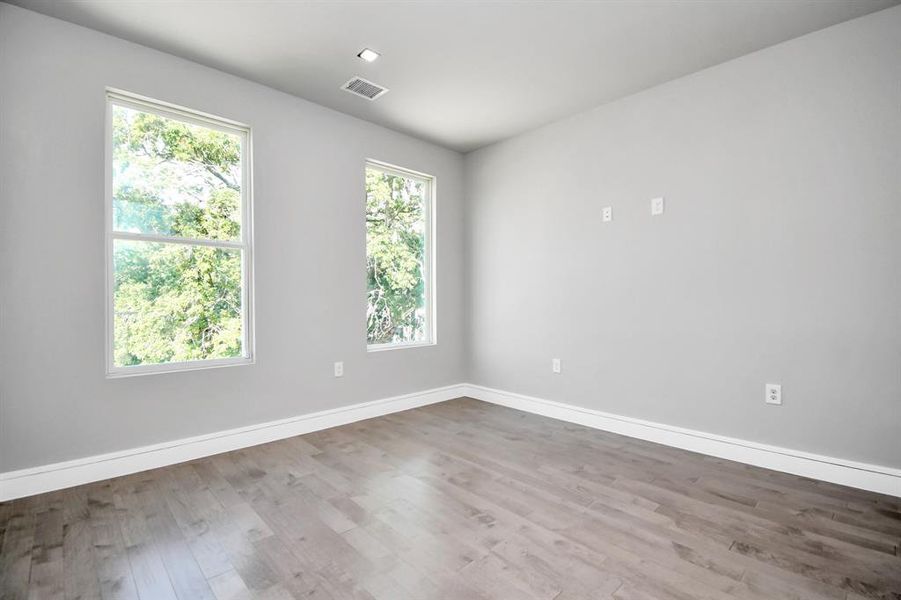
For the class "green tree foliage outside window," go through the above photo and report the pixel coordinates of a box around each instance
[366,166,430,346]
[111,103,247,368]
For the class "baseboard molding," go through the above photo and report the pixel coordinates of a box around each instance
[4,382,898,501]
[463,383,901,498]
[0,384,466,501]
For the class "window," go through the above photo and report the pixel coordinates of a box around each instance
[106,91,253,376]
[366,161,434,350]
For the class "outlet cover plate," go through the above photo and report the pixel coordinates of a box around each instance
[765,383,782,405]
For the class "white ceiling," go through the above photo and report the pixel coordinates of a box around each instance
[10,0,898,152]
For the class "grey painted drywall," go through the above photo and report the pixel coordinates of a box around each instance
[465,7,901,468]
[0,4,465,472]
[2,3,899,476]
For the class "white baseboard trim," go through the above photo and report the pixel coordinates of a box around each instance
[4,382,898,501]
[462,383,901,498]
[0,384,466,502]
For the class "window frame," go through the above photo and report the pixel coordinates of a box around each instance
[365,159,436,352]
[105,89,255,377]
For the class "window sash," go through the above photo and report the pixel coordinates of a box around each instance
[110,95,246,244]
[365,160,435,351]
[106,90,254,377]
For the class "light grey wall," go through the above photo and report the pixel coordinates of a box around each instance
[0,4,465,472]
[3,3,899,476]
[465,7,901,468]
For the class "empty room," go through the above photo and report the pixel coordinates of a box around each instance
[1,0,899,598]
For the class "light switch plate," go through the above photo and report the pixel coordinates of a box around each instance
[651,197,665,216]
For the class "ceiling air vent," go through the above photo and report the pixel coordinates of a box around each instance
[341,76,389,101]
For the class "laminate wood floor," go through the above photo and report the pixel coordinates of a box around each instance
[1,398,899,600]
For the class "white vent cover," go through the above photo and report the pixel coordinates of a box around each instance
[341,76,389,101]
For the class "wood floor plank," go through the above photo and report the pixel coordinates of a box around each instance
[158,465,236,581]
[139,476,217,600]
[2,398,900,600]
[111,475,179,600]
[61,488,101,600]
[0,498,36,600]
[84,482,139,600]
[28,493,66,600]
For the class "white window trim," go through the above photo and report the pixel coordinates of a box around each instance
[365,159,436,352]
[105,89,255,378]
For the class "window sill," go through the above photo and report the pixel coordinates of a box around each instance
[367,341,436,353]
[106,356,254,379]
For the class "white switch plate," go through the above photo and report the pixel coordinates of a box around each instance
[602,206,612,222]
[552,358,561,374]
[334,361,344,377]
[765,383,781,405]
[651,197,665,216]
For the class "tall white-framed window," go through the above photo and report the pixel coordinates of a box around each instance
[106,90,254,377]
[365,160,435,351]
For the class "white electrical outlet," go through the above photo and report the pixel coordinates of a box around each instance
[602,206,612,222]
[765,383,781,405]
[334,361,344,378]
[552,358,561,374]
[651,196,665,216]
